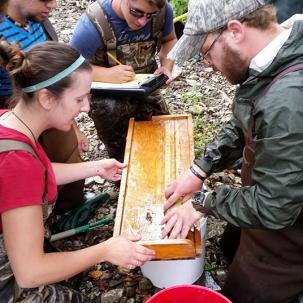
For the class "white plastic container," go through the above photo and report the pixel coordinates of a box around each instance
[141,217,207,289]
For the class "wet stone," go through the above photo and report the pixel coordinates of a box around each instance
[108,279,122,288]
[98,207,110,215]
[125,280,138,287]
[98,279,109,291]
[100,288,124,303]
[125,286,136,298]
[103,262,114,270]
[88,270,103,280]
[216,269,227,284]
[100,271,112,280]
[112,273,122,280]
[138,277,153,292]
[86,281,94,291]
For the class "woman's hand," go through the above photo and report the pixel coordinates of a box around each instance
[96,159,127,181]
[161,200,203,239]
[102,235,155,269]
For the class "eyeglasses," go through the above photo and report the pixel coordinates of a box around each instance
[128,6,158,19]
[201,31,223,63]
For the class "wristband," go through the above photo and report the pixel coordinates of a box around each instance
[190,166,206,182]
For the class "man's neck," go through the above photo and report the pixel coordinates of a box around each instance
[246,24,285,62]
[112,0,125,19]
[249,25,291,73]
[7,6,27,24]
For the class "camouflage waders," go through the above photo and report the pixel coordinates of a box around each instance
[90,90,169,161]
[86,0,169,161]
[0,140,89,303]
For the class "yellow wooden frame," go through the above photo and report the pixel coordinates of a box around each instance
[114,115,202,260]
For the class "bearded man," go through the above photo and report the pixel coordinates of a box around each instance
[161,0,303,302]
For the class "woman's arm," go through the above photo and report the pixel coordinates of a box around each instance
[52,159,127,185]
[2,205,154,288]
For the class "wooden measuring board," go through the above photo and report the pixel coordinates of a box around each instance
[114,115,202,260]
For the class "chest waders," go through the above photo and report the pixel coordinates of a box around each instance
[86,1,170,161]
[222,63,303,303]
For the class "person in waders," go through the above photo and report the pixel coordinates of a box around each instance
[161,0,303,302]
[70,0,177,162]
[0,41,155,302]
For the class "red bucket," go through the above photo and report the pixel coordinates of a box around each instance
[146,285,232,303]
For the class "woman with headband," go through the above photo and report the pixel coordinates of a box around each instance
[0,41,155,302]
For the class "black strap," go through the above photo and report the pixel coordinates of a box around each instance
[254,63,303,108]
[151,6,166,52]
[86,0,117,61]
[42,19,58,41]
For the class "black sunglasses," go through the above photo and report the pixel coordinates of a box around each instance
[129,7,158,19]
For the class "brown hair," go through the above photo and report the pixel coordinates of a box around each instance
[0,0,8,16]
[7,41,91,101]
[0,41,18,67]
[240,5,277,30]
[147,0,166,10]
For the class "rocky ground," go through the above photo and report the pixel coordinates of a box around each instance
[50,1,239,302]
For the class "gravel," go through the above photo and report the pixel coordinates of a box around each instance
[51,1,238,301]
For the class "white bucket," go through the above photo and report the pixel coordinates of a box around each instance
[141,217,207,289]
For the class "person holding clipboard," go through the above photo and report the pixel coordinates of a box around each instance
[70,0,177,161]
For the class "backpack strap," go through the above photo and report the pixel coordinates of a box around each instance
[42,19,58,41]
[254,63,303,108]
[152,5,166,52]
[86,1,118,61]
[0,139,49,221]
[0,139,38,158]
[241,62,303,186]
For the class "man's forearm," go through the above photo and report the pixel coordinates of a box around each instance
[91,64,113,82]
[159,38,177,72]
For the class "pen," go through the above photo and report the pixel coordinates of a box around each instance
[107,51,123,65]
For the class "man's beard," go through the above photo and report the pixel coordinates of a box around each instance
[221,42,249,85]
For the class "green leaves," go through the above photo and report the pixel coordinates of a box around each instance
[170,0,188,18]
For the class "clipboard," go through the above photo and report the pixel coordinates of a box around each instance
[91,73,168,97]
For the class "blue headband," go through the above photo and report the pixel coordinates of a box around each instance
[23,55,86,93]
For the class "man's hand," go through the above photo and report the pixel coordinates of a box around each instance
[108,65,135,83]
[154,66,173,85]
[164,167,204,212]
[161,200,203,239]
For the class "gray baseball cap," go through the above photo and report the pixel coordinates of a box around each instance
[168,0,266,63]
